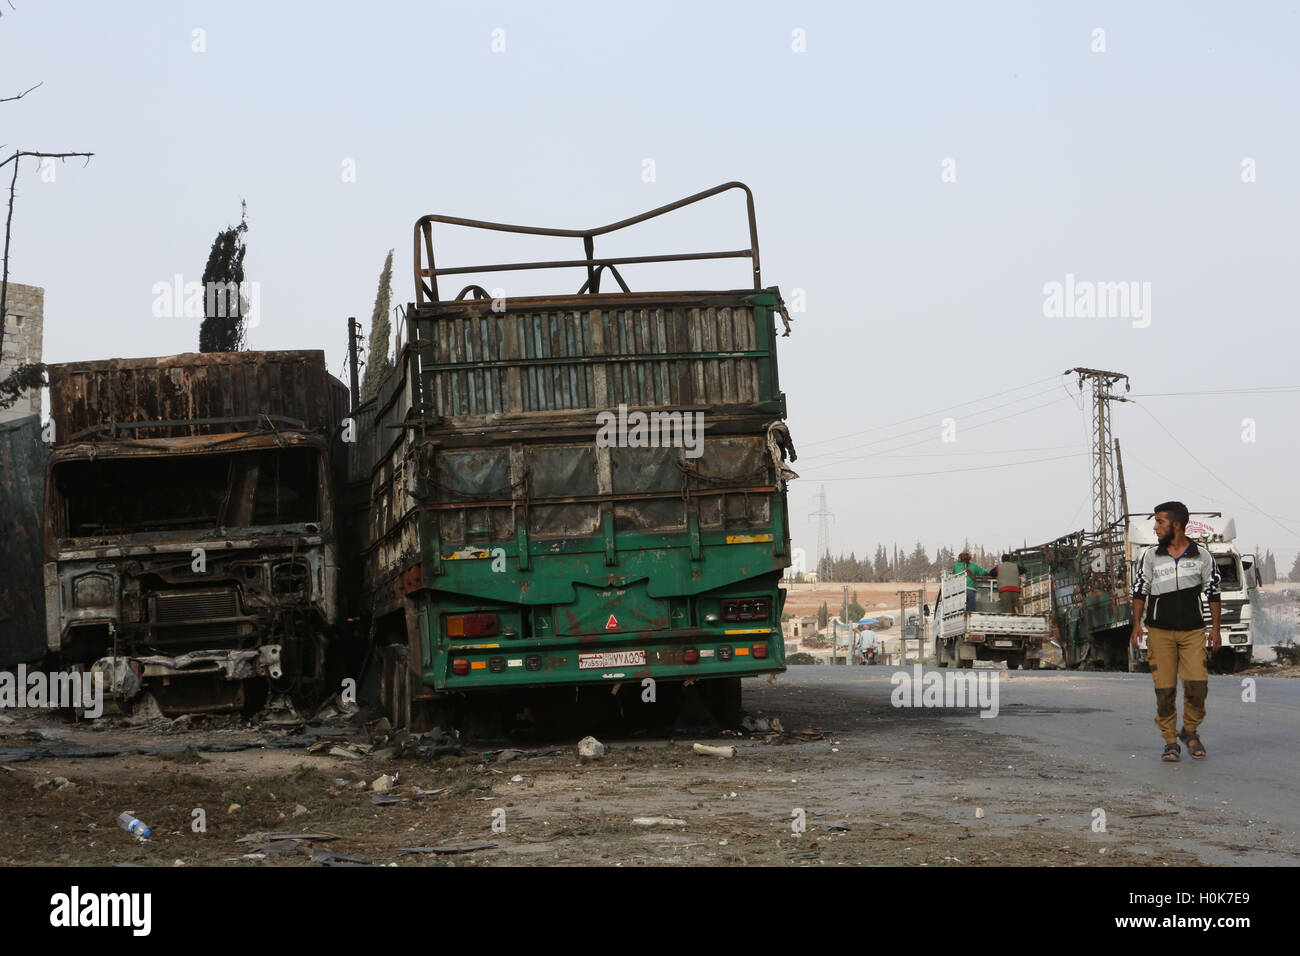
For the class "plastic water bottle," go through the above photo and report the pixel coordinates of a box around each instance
[117,812,151,839]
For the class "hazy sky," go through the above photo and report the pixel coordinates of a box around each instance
[5,1,1298,570]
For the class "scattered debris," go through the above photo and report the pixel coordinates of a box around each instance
[117,811,151,838]
[371,774,396,793]
[577,736,606,759]
[395,729,462,760]
[740,715,771,733]
[398,843,499,855]
[35,776,75,792]
[496,749,525,764]
[975,808,984,819]
[237,832,339,843]
[329,745,363,760]
[632,817,687,827]
[293,804,309,817]
[371,794,404,806]
[311,849,369,866]
[692,743,735,758]
[510,774,524,783]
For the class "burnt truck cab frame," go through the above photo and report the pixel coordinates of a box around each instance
[43,420,342,713]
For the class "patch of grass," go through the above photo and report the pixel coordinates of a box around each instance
[786,652,819,665]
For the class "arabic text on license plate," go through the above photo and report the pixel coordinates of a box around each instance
[993,640,1016,647]
[578,650,647,670]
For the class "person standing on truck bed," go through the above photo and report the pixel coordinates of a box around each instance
[991,554,1024,613]
[1131,501,1221,762]
[953,552,988,612]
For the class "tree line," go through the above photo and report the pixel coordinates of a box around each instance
[810,542,998,583]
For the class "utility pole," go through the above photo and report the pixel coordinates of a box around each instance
[1070,367,1130,533]
[347,316,362,413]
[842,584,849,665]
[1114,438,1130,519]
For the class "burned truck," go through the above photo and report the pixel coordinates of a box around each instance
[353,182,796,730]
[43,351,352,714]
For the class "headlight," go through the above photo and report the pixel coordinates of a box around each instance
[73,573,114,608]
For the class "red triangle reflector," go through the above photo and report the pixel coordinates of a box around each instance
[605,614,619,630]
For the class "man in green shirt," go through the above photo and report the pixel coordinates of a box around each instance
[953,551,988,611]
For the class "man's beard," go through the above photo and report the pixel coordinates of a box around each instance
[1158,528,1175,546]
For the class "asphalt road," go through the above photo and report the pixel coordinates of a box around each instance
[747,665,1300,865]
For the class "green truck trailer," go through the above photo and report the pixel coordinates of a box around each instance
[1015,525,1133,670]
[350,183,797,730]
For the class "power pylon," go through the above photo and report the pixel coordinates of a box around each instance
[1070,367,1130,532]
[809,485,834,574]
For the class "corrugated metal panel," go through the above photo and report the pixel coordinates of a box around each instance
[0,415,49,664]
[48,350,348,443]
[414,295,770,419]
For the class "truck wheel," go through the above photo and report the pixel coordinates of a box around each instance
[704,677,743,729]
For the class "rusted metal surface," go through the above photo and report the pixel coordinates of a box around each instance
[0,415,49,664]
[48,350,348,444]
[414,182,763,305]
[412,295,770,418]
[42,350,354,714]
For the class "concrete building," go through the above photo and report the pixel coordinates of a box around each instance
[0,282,44,424]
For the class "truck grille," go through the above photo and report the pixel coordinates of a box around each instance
[154,590,239,623]
[149,589,246,647]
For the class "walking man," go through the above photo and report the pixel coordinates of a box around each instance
[1131,501,1221,761]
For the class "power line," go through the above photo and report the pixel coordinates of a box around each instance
[868,443,1086,459]
[798,374,1063,449]
[1133,386,1300,398]
[806,395,1072,464]
[1130,401,1300,540]
[803,451,1088,482]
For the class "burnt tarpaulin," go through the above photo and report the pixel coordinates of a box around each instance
[0,415,49,664]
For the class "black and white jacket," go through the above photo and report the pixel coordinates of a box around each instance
[1131,539,1221,630]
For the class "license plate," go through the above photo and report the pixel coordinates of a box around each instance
[993,640,1015,648]
[578,650,647,670]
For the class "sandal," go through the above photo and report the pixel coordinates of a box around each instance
[1162,741,1180,762]
[1179,729,1206,759]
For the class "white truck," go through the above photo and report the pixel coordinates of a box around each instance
[1127,515,1258,673]
[933,570,1052,669]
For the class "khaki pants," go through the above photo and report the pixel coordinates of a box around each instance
[998,590,1021,613]
[1147,626,1208,743]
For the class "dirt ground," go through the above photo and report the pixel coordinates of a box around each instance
[780,581,934,620]
[0,679,1227,868]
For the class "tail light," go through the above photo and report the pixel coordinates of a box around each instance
[446,613,499,638]
[451,658,469,676]
[752,644,768,659]
[967,633,984,643]
[683,647,700,664]
[721,597,771,622]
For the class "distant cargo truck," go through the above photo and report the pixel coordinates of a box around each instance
[43,350,353,715]
[351,182,797,729]
[934,570,1053,669]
